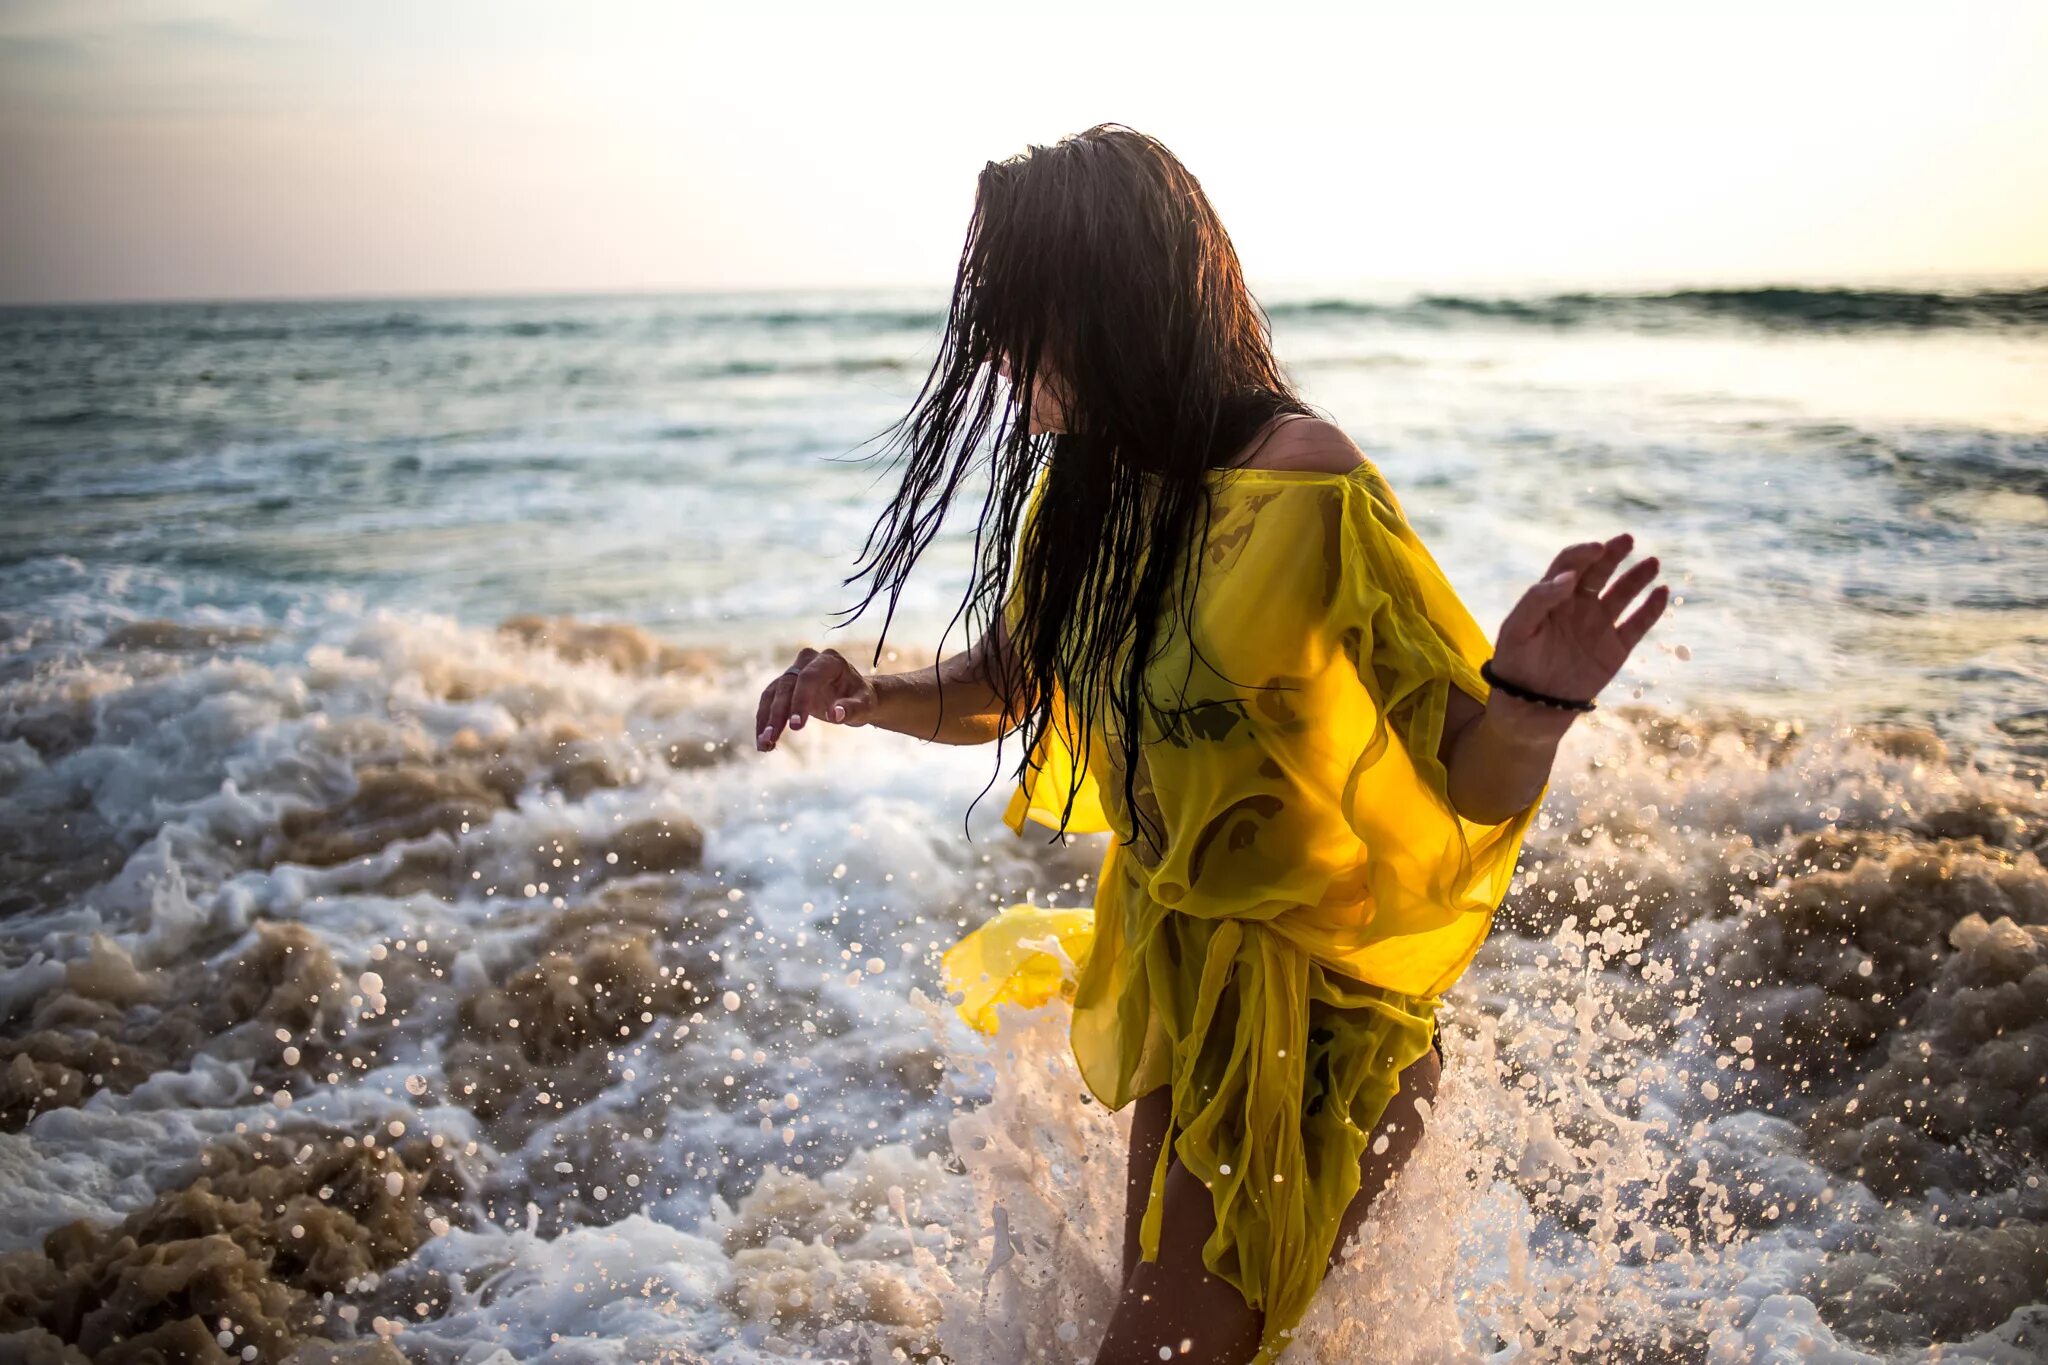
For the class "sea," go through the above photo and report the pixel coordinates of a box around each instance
[0,280,2044,1363]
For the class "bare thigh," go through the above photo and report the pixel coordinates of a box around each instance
[1100,1045,1441,1365]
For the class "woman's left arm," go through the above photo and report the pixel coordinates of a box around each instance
[1438,686,1572,825]
[1437,530,1670,825]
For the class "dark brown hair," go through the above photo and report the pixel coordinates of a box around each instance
[839,123,1318,846]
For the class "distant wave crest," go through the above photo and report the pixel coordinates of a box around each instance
[1269,285,2048,332]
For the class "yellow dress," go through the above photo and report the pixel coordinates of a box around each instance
[941,457,1547,1362]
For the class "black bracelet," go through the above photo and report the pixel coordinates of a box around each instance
[1480,658,1598,712]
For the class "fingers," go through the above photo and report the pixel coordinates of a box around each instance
[757,675,795,751]
[1506,533,1656,646]
[1572,532,1636,598]
[1541,539,1611,582]
[1561,532,1670,651]
[1616,583,1672,654]
[828,688,873,726]
[788,647,853,732]
[757,647,816,751]
[759,648,870,751]
[1599,554,1662,622]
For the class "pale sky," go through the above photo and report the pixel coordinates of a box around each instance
[2,0,2045,304]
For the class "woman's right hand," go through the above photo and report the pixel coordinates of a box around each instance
[756,646,880,751]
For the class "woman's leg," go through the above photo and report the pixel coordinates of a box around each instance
[1324,1042,1440,1272]
[1122,1084,1174,1286]
[1095,1138,1266,1365]
[1094,1044,1442,1365]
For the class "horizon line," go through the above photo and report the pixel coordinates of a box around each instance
[3,266,2046,313]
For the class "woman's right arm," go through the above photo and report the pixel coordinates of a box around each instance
[756,613,1031,750]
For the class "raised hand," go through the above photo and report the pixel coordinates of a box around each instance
[1490,532,1669,720]
[756,646,879,751]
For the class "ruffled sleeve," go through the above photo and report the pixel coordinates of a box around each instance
[1341,462,1550,989]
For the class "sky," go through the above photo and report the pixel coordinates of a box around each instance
[2,0,2045,305]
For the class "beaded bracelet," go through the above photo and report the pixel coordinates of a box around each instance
[1480,657,1598,713]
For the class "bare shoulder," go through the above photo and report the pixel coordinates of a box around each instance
[1240,416,1368,474]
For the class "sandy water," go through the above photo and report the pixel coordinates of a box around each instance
[1,284,2045,1362]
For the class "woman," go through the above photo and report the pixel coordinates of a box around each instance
[755,124,1667,1364]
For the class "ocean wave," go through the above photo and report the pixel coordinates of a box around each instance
[0,303,946,348]
[689,306,945,332]
[1269,285,2048,333]
[676,355,914,381]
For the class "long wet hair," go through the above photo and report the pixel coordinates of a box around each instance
[838,123,1319,847]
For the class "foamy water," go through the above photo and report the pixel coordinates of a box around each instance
[1,285,2045,1361]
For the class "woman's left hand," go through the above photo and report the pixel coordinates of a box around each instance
[1490,532,1669,723]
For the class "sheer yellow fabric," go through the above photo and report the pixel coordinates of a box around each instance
[944,459,1547,1362]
